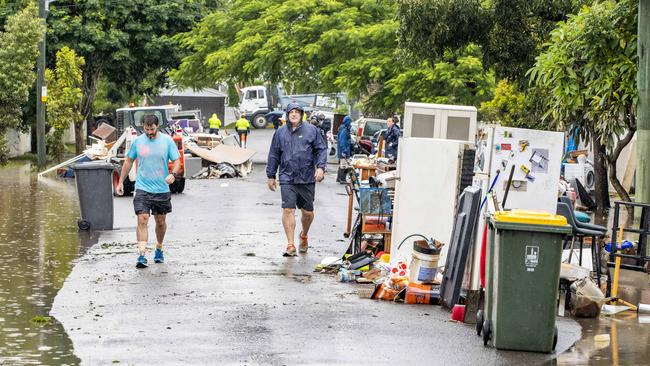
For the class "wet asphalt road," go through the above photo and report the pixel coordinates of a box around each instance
[50,165,581,365]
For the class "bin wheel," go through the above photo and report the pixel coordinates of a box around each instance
[482,319,491,346]
[78,219,91,231]
[553,326,558,351]
[476,310,484,336]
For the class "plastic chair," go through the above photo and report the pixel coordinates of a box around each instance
[556,202,605,268]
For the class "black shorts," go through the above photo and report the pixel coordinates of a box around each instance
[280,184,315,212]
[133,189,172,215]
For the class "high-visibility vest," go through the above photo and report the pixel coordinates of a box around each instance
[235,117,250,130]
[209,114,221,129]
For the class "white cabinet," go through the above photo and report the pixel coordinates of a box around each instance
[403,102,477,142]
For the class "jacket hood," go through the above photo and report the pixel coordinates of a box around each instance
[342,116,352,125]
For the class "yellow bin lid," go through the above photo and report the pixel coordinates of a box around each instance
[493,210,567,226]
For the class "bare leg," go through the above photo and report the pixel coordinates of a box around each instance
[136,214,149,255]
[300,209,314,237]
[154,214,167,249]
[282,208,296,245]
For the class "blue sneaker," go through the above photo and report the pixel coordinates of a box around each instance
[136,255,148,268]
[154,248,164,264]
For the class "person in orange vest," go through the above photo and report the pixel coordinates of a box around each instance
[235,114,251,148]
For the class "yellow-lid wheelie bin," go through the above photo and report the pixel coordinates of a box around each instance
[477,210,571,353]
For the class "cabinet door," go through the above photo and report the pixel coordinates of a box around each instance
[441,110,476,142]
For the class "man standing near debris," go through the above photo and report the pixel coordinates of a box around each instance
[267,103,328,256]
[337,115,352,161]
[384,117,400,160]
[208,113,222,135]
[116,115,181,268]
[235,114,251,148]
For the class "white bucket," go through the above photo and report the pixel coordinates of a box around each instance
[409,241,440,284]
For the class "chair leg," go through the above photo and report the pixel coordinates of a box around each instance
[595,236,602,289]
[578,236,584,267]
[567,236,576,264]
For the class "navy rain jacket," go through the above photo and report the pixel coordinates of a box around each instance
[385,124,400,159]
[337,116,352,159]
[266,122,328,184]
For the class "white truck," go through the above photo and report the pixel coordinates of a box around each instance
[237,85,347,128]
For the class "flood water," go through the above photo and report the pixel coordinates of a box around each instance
[0,162,85,365]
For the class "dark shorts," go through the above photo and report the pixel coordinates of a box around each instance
[280,184,315,212]
[133,189,172,215]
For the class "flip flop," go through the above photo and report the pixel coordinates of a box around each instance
[283,243,297,257]
[299,232,309,253]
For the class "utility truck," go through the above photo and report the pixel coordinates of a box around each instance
[237,85,347,128]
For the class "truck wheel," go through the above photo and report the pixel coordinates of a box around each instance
[170,177,185,194]
[252,114,267,129]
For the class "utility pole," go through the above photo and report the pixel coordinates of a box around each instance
[638,0,650,253]
[36,0,47,169]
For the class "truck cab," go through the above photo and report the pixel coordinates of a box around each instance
[238,86,271,129]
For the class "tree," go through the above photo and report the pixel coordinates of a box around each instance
[45,46,84,161]
[0,3,43,164]
[172,0,493,115]
[479,79,548,130]
[529,0,638,211]
[47,0,211,153]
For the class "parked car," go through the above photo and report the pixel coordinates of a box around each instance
[352,117,388,142]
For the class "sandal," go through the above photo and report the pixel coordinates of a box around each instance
[299,232,309,253]
[283,243,297,257]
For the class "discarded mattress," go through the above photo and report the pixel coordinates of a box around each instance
[186,143,256,165]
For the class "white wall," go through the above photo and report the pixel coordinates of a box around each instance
[6,129,32,157]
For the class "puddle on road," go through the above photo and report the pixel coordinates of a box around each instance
[557,313,650,365]
[0,162,84,365]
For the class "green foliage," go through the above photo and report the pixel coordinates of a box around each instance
[0,3,43,164]
[397,0,589,83]
[45,46,84,161]
[173,0,493,115]
[529,0,637,144]
[479,79,549,130]
[47,0,210,119]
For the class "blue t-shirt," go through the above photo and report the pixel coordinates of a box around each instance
[127,133,181,194]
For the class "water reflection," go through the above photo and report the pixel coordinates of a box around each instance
[0,162,81,365]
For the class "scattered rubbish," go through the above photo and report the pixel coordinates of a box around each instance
[337,268,361,282]
[409,239,441,285]
[601,304,631,315]
[451,304,465,321]
[594,334,610,346]
[639,315,650,324]
[192,163,241,179]
[244,252,256,257]
[570,278,605,318]
[401,283,439,305]
[639,303,650,314]
[560,263,590,281]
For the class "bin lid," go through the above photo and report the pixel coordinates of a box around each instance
[71,161,115,170]
[493,210,568,226]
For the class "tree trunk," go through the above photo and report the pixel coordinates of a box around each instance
[592,135,610,214]
[78,61,100,154]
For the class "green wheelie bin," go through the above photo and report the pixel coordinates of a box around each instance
[477,210,571,353]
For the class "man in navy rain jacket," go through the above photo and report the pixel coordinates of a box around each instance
[337,115,352,160]
[267,103,328,256]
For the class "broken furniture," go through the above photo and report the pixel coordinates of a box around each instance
[606,201,650,311]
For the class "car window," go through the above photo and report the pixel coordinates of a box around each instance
[364,121,386,137]
[132,111,165,127]
[246,90,257,99]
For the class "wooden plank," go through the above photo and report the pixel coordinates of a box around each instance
[186,143,256,165]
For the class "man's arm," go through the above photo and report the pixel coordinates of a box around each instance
[266,131,280,191]
[314,128,327,181]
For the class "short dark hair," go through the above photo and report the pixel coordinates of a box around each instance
[143,114,159,126]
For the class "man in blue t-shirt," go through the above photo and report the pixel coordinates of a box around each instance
[116,114,181,268]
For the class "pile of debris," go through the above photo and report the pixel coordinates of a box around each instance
[192,163,241,179]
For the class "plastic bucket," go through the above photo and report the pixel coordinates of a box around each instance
[409,240,440,284]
